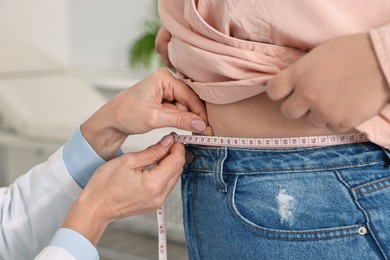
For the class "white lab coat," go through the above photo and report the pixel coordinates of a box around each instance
[0,147,82,259]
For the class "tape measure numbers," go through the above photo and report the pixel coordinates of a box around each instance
[157,205,167,260]
[174,133,368,148]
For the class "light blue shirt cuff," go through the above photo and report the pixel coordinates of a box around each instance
[50,228,99,260]
[62,127,123,188]
[62,128,106,188]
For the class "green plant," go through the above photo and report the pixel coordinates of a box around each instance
[129,1,161,69]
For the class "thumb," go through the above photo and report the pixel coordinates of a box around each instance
[122,134,175,169]
[159,109,207,133]
[266,68,295,101]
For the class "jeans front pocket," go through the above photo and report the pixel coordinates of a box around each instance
[227,170,367,241]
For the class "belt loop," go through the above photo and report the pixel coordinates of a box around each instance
[381,147,390,168]
[214,147,228,192]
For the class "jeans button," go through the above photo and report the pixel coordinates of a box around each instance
[185,151,195,164]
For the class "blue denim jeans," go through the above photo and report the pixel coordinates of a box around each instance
[182,142,390,260]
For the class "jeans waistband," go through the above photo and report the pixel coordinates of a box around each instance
[184,142,390,175]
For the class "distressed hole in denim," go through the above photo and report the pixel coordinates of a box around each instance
[277,189,294,226]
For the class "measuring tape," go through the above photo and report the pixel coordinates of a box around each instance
[157,204,167,260]
[174,132,369,148]
[157,132,369,260]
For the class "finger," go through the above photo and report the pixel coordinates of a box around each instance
[149,142,185,182]
[280,92,310,119]
[122,135,175,169]
[304,110,329,129]
[162,102,178,110]
[326,116,355,133]
[158,108,207,133]
[162,56,175,72]
[155,26,171,58]
[175,102,190,112]
[144,142,184,202]
[161,73,208,123]
[266,68,295,101]
[155,26,174,69]
[155,166,183,200]
[327,123,351,133]
[162,101,189,112]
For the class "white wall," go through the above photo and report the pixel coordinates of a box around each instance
[0,0,155,68]
[0,1,187,242]
[0,0,159,186]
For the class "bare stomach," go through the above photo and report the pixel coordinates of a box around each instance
[206,93,359,138]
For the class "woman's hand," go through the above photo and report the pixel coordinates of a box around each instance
[155,26,174,70]
[62,134,184,245]
[266,33,390,133]
[81,68,207,159]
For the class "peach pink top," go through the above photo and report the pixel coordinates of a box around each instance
[158,0,390,148]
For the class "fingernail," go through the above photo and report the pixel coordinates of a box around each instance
[159,134,173,147]
[202,126,214,136]
[191,119,206,133]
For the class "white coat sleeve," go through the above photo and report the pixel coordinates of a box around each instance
[0,147,82,259]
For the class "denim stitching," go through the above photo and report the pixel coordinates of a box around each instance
[226,175,362,241]
[353,183,390,199]
[352,193,389,259]
[186,159,383,174]
[352,176,390,199]
[214,147,228,192]
[335,171,389,259]
[186,143,373,153]
[184,144,390,251]
[334,170,352,189]
[191,174,203,260]
[243,228,359,241]
[351,176,390,192]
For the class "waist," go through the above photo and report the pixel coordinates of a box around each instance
[206,93,360,138]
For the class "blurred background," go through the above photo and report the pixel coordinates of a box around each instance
[0,0,188,259]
